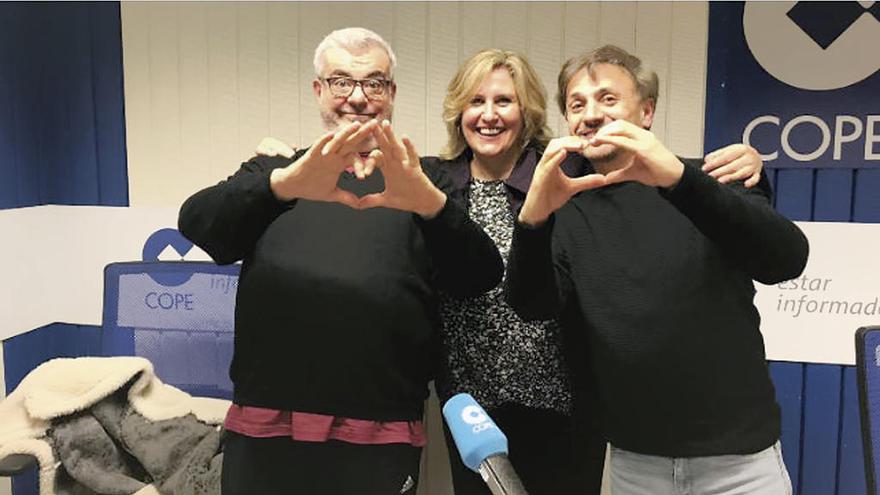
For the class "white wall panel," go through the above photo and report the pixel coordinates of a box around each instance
[493,2,528,54]
[668,1,709,157]
[297,3,330,147]
[635,1,673,144]
[178,3,213,191]
[147,5,183,207]
[392,2,428,152]
[599,1,637,52]
[460,2,493,63]
[206,3,242,189]
[237,3,271,162]
[426,2,459,155]
[122,0,709,207]
[560,2,601,135]
[526,2,564,139]
[267,2,301,148]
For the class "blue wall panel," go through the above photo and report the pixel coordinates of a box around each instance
[853,169,880,223]
[0,2,128,210]
[813,170,854,222]
[775,169,815,221]
[800,365,843,495]
[838,367,867,495]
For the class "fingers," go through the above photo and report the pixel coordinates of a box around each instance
[256,137,295,157]
[401,135,420,169]
[545,136,589,156]
[357,192,386,210]
[328,189,362,210]
[744,172,761,188]
[707,159,742,180]
[703,143,750,171]
[352,155,367,180]
[377,120,407,162]
[603,167,629,185]
[537,146,569,171]
[371,121,394,153]
[366,149,385,171]
[308,131,337,157]
[569,173,610,192]
[594,119,642,139]
[589,133,636,151]
[340,120,379,156]
[324,122,362,156]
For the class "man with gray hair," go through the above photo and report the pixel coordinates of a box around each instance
[178,27,503,494]
[506,44,809,494]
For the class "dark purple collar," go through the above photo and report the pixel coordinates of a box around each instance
[444,144,593,194]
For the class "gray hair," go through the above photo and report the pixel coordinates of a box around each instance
[313,27,397,79]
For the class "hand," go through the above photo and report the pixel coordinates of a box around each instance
[358,121,447,218]
[518,137,610,227]
[589,120,684,188]
[703,143,763,187]
[256,137,296,158]
[269,121,378,207]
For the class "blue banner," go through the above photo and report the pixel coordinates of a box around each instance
[705,2,880,168]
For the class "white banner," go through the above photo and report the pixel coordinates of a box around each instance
[0,206,209,341]
[2,208,876,366]
[757,221,880,365]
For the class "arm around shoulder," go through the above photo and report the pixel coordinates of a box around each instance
[662,160,809,284]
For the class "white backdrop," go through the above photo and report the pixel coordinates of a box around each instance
[120,1,710,208]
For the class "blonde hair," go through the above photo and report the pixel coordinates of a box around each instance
[440,49,553,160]
[557,44,659,116]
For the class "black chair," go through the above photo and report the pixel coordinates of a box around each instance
[856,325,880,495]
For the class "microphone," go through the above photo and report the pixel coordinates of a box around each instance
[442,393,529,495]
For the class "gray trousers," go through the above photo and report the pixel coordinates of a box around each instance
[610,441,792,495]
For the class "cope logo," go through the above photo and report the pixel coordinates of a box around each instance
[142,228,194,286]
[461,405,496,434]
[744,1,880,90]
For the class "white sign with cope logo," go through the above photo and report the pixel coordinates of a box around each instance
[742,2,880,164]
[461,405,497,434]
[744,2,880,91]
[705,2,880,169]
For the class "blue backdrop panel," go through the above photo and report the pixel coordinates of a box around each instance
[775,169,815,221]
[838,366,868,495]
[769,361,804,495]
[800,364,843,495]
[813,170,854,222]
[854,169,880,223]
[0,2,127,210]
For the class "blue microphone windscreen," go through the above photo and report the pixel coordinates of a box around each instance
[442,393,509,472]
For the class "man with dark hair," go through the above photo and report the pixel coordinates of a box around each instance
[506,44,808,494]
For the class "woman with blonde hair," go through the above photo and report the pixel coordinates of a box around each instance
[426,48,605,494]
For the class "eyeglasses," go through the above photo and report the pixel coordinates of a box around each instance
[321,76,392,100]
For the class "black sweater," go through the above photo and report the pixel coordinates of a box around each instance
[179,151,503,421]
[505,158,809,456]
